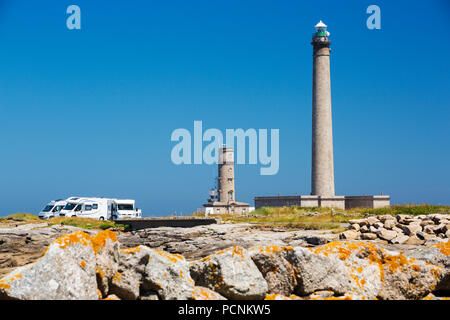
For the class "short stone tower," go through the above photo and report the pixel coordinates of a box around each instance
[311,20,335,197]
[203,147,250,214]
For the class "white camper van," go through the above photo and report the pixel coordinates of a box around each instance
[115,199,142,219]
[59,197,87,217]
[38,199,67,219]
[73,198,117,220]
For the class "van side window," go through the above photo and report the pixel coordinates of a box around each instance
[92,204,98,209]
[74,204,82,212]
[85,205,92,211]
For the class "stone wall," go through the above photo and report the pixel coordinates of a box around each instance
[344,195,390,209]
[254,195,389,210]
[116,218,217,231]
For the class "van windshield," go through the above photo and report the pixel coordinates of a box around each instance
[52,205,64,212]
[118,204,134,210]
[63,203,77,211]
[42,205,54,212]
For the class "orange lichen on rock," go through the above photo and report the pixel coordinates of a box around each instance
[215,249,226,256]
[0,273,22,291]
[265,293,303,300]
[192,287,223,300]
[324,296,352,300]
[80,260,86,268]
[55,231,92,250]
[308,241,430,284]
[309,241,376,260]
[231,246,245,258]
[258,245,294,255]
[153,249,185,263]
[411,264,421,272]
[213,246,246,259]
[0,283,11,290]
[112,272,122,283]
[200,255,211,262]
[382,254,409,274]
[265,293,282,300]
[337,247,352,261]
[91,230,117,254]
[262,246,281,254]
[96,267,104,279]
[9,274,22,281]
[54,230,117,255]
[121,246,141,255]
[427,241,450,256]
[350,274,364,289]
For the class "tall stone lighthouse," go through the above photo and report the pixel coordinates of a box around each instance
[253,21,390,210]
[311,20,335,197]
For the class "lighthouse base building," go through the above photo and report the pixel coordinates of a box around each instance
[254,195,390,210]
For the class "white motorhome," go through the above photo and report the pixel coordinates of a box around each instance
[114,199,142,219]
[38,199,67,219]
[59,197,87,217]
[73,198,117,220]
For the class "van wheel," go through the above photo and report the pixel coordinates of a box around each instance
[72,215,76,217]
[99,217,104,221]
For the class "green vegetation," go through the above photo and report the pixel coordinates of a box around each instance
[192,206,359,231]
[192,204,449,231]
[357,204,450,216]
[0,213,41,222]
[0,213,129,231]
[48,217,129,231]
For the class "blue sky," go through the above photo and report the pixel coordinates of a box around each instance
[0,0,449,216]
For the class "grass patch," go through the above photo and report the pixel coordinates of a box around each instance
[0,213,41,222]
[48,217,129,231]
[192,204,449,231]
[357,204,449,216]
[196,206,359,231]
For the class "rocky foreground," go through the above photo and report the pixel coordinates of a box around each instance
[0,221,449,300]
[340,214,450,244]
